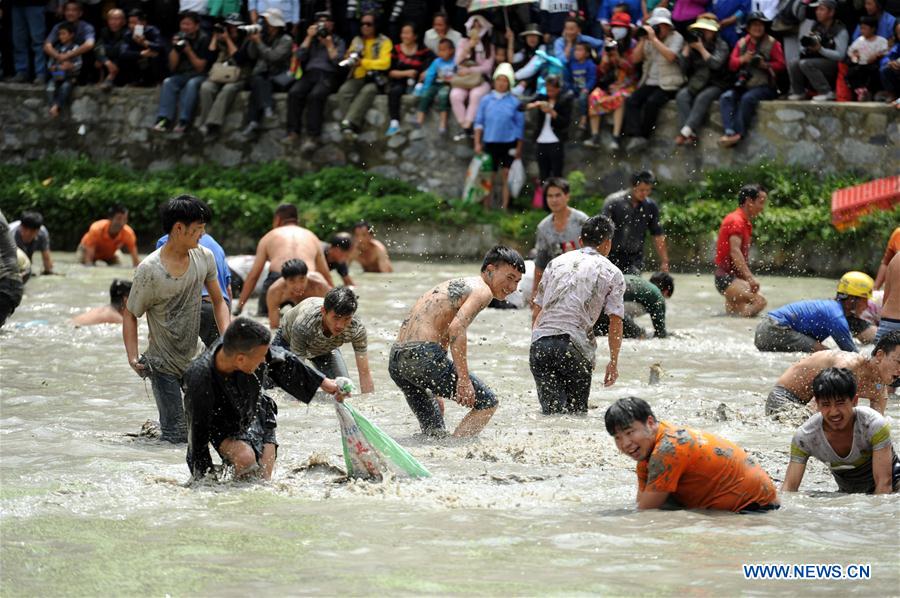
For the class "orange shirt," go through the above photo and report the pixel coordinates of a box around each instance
[637,421,777,512]
[883,227,900,265]
[79,219,137,261]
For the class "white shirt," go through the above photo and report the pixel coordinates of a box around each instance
[536,112,560,143]
[848,35,889,65]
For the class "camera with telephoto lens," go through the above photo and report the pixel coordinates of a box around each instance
[750,53,763,67]
[173,32,187,49]
[799,33,820,52]
[635,24,661,39]
[339,51,361,68]
[316,22,329,38]
[683,29,699,43]
[239,24,263,34]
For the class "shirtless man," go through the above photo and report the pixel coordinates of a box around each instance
[875,253,900,343]
[265,258,328,328]
[765,331,900,416]
[352,220,393,273]
[235,204,333,317]
[72,278,131,326]
[388,246,525,438]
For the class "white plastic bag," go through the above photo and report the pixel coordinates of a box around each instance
[507,158,525,198]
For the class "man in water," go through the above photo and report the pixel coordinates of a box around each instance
[78,204,140,267]
[605,396,779,512]
[235,203,333,317]
[873,226,899,291]
[71,279,131,326]
[351,220,393,273]
[274,286,374,393]
[595,272,673,339]
[754,271,875,353]
[530,215,624,414]
[765,331,900,415]
[601,170,669,275]
[713,184,767,317]
[782,367,899,494]
[8,211,54,277]
[183,317,347,481]
[0,211,24,329]
[265,258,320,329]
[123,195,230,443]
[875,253,900,344]
[389,246,525,437]
[322,232,355,287]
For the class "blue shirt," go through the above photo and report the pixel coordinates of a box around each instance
[156,233,231,304]
[711,0,750,47]
[767,299,856,352]
[422,56,456,90]
[567,57,597,93]
[553,33,605,63]
[852,12,896,42]
[474,92,525,143]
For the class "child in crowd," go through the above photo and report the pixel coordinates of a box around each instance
[846,15,889,101]
[586,17,637,150]
[417,38,457,134]
[568,42,597,130]
[46,22,81,118]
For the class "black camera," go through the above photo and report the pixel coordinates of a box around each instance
[683,29,699,43]
[750,53,764,67]
[174,32,187,49]
[316,22,329,38]
[734,69,752,89]
[635,24,661,39]
[213,23,226,33]
[799,33,820,48]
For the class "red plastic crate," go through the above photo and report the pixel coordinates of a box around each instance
[831,175,900,230]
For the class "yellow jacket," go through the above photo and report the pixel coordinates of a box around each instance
[348,34,392,79]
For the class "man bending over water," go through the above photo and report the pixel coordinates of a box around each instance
[389,246,525,437]
[72,279,131,326]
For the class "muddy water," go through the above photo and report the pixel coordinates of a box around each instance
[2,256,898,595]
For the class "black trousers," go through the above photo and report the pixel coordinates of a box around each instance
[846,62,882,93]
[387,79,408,122]
[536,141,564,183]
[624,84,675,138]
[529,334,593,414]
[286,69,336,136]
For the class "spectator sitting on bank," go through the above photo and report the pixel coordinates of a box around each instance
[787,0,848,102]
[123,9,164,86]
[77,204,140,267]
[474,62,525,211]
[845,15,889,101]
[852,0,896,42]
[554,16,605,64]
[336,12,393,139]
[525,74,572,186]
[248,0,300,34]
[416,38,457,134]
[585,11,637,150]
[568,42,597,131]
[151,12,209,134]
[710,0,750,47]
[510,23,546,95]
[10,0,48,83]
[197,15,250,138]
[43,1,95,85]
[265,258,309,329]
[8,211,54,276]
[881,21,900,104]
[94,8,129,90]
[674,14,730,146]
[284,11,346,151]
[45,22,81,118]
[424,11,463,54]
[239,9,294,140]
[386,23,433,136]
[450,14,494,141]
[718,11,784,148]
[71,279,132,327]
[620,7,685,153]
[322,232,356,287]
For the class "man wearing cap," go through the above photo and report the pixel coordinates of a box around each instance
[248,0,300,33]
[239,8,294,139]
[621,7,685,152]
[717,11,784,147]
[284,11,346,151]
[787,0,848,101]
[755,272,877,354]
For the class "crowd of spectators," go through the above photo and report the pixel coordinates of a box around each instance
[4,0,898,165]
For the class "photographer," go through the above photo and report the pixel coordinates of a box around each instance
[284,11,346,151]
[151,12,209,134]
[717,12,784,147]
[239,8,294,139]
[674,14,731,146]
[335,11,393,139]
[121,9,164,86]
[787,0,848,101]
[197,15,249,137]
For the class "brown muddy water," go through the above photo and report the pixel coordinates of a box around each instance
[1,256,898,595]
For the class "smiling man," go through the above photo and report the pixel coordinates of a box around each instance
[605,397,779,512]
[781,367,899,494]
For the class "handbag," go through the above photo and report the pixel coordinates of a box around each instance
[208,60,242,84]
[450,60,483,89]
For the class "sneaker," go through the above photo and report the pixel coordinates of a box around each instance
[300,138,319,153]
[10,72,29,83]
[263,106,275,120]
[341,125,357,140]
[624,136,648,153]
[811,91,835,102]
[787,93,806,101]
[100,79,114,92]
[240,121,259,138]
[197,124,208,136]
[583,134,600,148]
[437,126,447,136]
[173,121,188,134]
[854,87,871,102]
[151,118,169,132]
[605,137,620,151]
[386,122,400,136]
[718,133,742,148]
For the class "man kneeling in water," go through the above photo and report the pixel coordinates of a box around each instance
[782,367,900,494]
[765,331,900,416]
[605,397,779,512]
[389,246,524,438]
[183,318,347,481]
[71,279,131,326]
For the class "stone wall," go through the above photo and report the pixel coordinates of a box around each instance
[1,83,897,200]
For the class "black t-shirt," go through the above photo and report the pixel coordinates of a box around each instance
[601,192,664,274]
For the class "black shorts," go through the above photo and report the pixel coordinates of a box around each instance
[485,141,516,171]
[714,273,734,295]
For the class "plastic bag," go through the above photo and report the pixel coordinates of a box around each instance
[507,158,525,198]
[461,153,493,203]
[335,400,431,480]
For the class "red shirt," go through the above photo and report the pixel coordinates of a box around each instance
[728,35,786,73]
[715,208,752,276]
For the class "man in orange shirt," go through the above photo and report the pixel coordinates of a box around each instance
[874,227,900,291]
[605,397,779,512]
[78,205,140,267]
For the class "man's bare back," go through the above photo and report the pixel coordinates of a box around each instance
[882,253,900,319]
[777,350,885,410]
[355,239,393,273]
[262,225,328,275]
[396,277,492,347]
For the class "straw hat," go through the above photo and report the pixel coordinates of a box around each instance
[689,14,720,32]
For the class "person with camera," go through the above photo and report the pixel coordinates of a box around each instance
[121,9,164,86]
[787,0,848,101]
[151,12,209,134]
[248,0,300,35]
[284,11,346,151]
[620,7,685,153]
[585,12,638,150]
[197,14,250,137]
[239,8,294,139]
[674,14,731,146]
[335,11,393,139]
[717,11,784,147]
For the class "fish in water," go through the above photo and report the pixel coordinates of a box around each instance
[649,363,663,385]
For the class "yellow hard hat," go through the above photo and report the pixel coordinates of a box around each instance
[836,271,874,299]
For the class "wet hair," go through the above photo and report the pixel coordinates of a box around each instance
[58,22,77,35]
[109,278,132,309]
[275,203,298,222]
[323,286,358,316]
[108,203,128,218]
[631,170,657,187]
[222,317,271,355]
[650,272,674,297]
[353,220,373,233]
[179,11,201,24]
[481,245,526,274]
[604,397,655,435]
[873,330,900,358]
[580,215,615,246]
[160,194,211,234]
[542,176,570,198]
[859,15,878,28]
[438,38,456,51]
[330,232,354,251]
[20,211,44,230]
[738,183,766,205]
[812,367,857,402]
[281,258,308,279]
